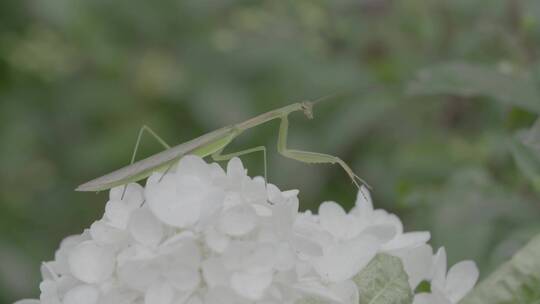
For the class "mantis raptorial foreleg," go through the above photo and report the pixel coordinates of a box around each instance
[211,146,268,182]
[123,125,171,199]
[276,115,369,189]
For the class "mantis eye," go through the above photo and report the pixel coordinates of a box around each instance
[301,101,314,119]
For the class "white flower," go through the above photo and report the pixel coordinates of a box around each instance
[313,235,379,283]
[16,156,479,304]
[146,155,223,228]
[414,247,479,304]
[68,241,115,284]
[105,183,144,229]
[144,281,175,304]
[63,285,100,304]
[391,244,433,289]
[127,207,164,247]
[352,187,431,251]
[294,279,359,304]
[230,271,273,300]
[218,204,258,236]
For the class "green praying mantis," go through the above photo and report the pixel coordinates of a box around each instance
[76,98,368,192]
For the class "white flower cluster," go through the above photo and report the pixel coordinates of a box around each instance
[15,156,479,304]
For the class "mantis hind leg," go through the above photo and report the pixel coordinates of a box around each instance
[123,125,171,198]
[276,115,370,190]
[211,146,268,182]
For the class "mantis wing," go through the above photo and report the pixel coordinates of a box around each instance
[76,127,235,192]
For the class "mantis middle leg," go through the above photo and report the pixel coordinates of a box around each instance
[123,125,171,198]
[211,146,268,182]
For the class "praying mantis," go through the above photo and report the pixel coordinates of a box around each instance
[76,99,368,192]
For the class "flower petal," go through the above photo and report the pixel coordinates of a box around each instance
[390,244,433,289]
[68,241,115,284]
[176,155,211,180]
[330,280,359,304]
[381,231,430,251]
[204,226,230,253]
[100,289,139,304]
[431,247,448,288]
[117,259,160,291]
[227,157,246,181]
[230,271,273,300]
[63,284,100,304]
[272,199,298,240]
[164,264,201,291]
[145,281,175,304]
[413,293,436,304]
[104,200,132,229]
[318,201,348,239]
[183,296,203,304]
[294,280,343,303]
[128,207,164,247]
[109,183,144,209]
[202,258,230,288]
[40,262,58,281]
[218,205,257,237]
[204,286,242,304]
[353,186,373,215]
[90,220,128,244]
[361,223,398,243]
[147,175,202,228]
[445,260,479,302]
[274,243,296,271]
[313,236,378,282]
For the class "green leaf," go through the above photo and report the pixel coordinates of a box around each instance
[408,63,540,114]
[522,118,540,151]
[460,233,540,304]
[353,253,413,304]
[511,130,540,192]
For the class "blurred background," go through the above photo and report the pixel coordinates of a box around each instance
[1,0,540,302]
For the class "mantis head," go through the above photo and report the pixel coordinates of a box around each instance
[300,91,344,119]
[300,101,314,119]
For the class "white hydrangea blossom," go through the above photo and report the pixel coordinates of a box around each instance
[15,156,479,304]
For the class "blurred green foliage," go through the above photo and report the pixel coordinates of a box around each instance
[1,0,540,302]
